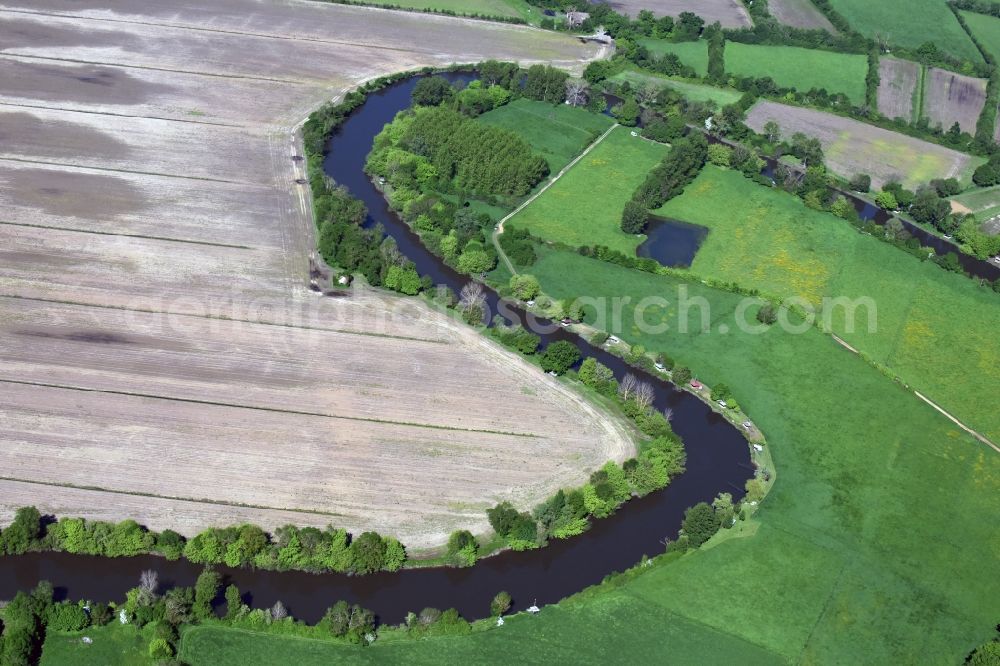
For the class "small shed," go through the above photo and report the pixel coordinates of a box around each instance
[565,11,589,28]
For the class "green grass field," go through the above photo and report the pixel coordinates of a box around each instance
[503,125,667,253]
[828,0,982,62]
[951,183,1000,218]
[655,165,1000,441]
[179,246,1000,663]
[610,69,743,107]
[41,623,153,665]
[961,10,1000,62]
[724,43,868,104]
[637,38,710,76]
[476,98,614,174]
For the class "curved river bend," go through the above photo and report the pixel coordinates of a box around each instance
[0,74,752,625]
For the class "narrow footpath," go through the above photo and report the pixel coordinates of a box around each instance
[492,122,620,275]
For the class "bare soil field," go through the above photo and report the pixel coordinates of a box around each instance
[0,0,620,549]
[922,68,988,134]
[602,0,751,26]
[768,0,835,31]
[877,57,920,122]
[746,100,983,189]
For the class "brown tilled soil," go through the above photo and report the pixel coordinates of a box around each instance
[768,0,835,31]
[604,0,751,26]
[0,0,619,549]
[745,100,979,189]
[877,57,920,122]
[924,67,987,134]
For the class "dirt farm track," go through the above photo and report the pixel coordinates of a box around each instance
[0,0,625,549]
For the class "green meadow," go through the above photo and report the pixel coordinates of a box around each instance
[656,165,1000,441]
[962,10,1000,62]
[724,43,868,105]
[610,69,743,107]
[476,98,614,174]
[638,38,710,76]
[41,623,154,665]
[177,246,1000,664]
[503,126,667,253]
[827,0,982,62]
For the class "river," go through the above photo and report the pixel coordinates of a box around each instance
[0,73,753,625]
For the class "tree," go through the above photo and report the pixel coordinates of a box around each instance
[763,120,781,144]
[540,341,580,375]
[509,274,540,301]
[271,600,288,621]
[1,506,42,555]
[565,79,589,107]
[756,303,777,325]
[681,502,721,547]
[138,569,159,605]
[349,532,387,574]
[224,584,243,620]
[411,76,454,106]
[620,199,648,234]
[156,529,185,560]
[618,372,638,401]
[849,173,871,192]
[193,567,221,620]
[634,381,655,411]
[672,366,692,386]
[931,177,960,197]
[457,247,494,275]
[524,65,569,104]
[459,281,487,325]
[909,189,950,228]
[874,190,898,211]
[611,97,640,126]
[491,591,512,617]
[583,59,616,84]
[148,638,174,661]
[707,143,731,167]
[712,492,735,527]
[830,196,854,220]
[446,530,479,567]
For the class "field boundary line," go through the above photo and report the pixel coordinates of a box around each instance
[0,477,348,520]
[493,122,620,275]
[0,379,542,438]
[0,156,243,184]
[0,220,254,250]
[0,293,450,345]
[831,335,998,453]
[913,391,1000,453]
[0,7,449,57]
[0,100,247,128]
[0,53,307,85]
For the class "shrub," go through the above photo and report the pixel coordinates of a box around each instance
[849,173,871,193]
[620,199,648,234]
[446,530,479,567]
[490,591,512,616]
[681,502,721,547]
[411,76,454,106]
[756,303,777,325]
[874,190,898,211]
[539,341,581,375]
[708,143,732,167]
[148,638,174,660]
[46,602,89,631]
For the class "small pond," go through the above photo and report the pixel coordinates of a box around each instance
[636,216,709,267]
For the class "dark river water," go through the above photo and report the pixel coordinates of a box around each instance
[0,73,753,626]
